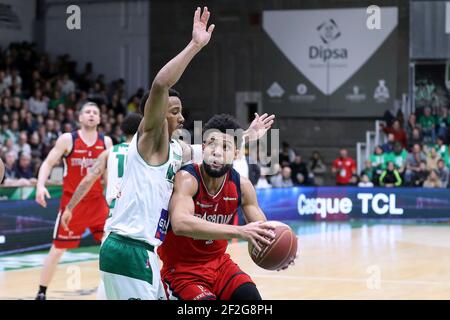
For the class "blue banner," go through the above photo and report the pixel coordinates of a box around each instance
[256,187,450,221]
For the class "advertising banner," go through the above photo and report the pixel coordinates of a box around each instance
[262,7,398,117]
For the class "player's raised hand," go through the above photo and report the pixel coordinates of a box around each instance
[239,221,276,252]
[245,113,276,142]
[36,186,51,208]
[61,208,73,232]
[192,6,215,48]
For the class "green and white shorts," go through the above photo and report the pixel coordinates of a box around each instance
[99,233,166,300]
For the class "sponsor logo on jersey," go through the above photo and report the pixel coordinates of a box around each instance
[194,212,234,224]
[74,150,88,154]
[196,201,214,208]
[155,209,169,241]
[95,146,104,149]
[223,197,237,201]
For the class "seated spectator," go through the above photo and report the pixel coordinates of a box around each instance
[279,141,296,167]
[370,145,385,185]
[407,127,422,151]
[380,119,407,149]
[308,151,327,186]
[255,167,272,189]
[426,147,441,171]
[434,136,449,165]
[332,148,356,186]
[405,113,417,142]
[418,106,436,144]
[28,88,48,116]
[360,159,374,182]
[358,173,374,187]
[381,133,395,153]
[405,144,426,185]
[423,169,442,188]
[384,142,407,176]
[270,166,294,188]
[15,152,35,180]
[435,107,450,142]
[379,161,402,187]
[3,151,17,180]
[61,73,76,95]
[436,159,449,188]
[12,131,31,156]
[410,161,428,187]
[290,155,309,185]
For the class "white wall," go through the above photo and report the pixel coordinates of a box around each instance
[0,0,36,48]
[45,0,149,96]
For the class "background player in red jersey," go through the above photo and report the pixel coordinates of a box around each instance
[158,114,294,300]
[34,102,113,300]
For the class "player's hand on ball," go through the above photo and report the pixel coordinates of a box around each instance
[36,186,51,208]
[245,113,276,141]
[239,221,275,252]
[192,6,215,48]
[61,208,73,232]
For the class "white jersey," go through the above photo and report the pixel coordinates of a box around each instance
[105,133,183,246]
[105,142,129,206]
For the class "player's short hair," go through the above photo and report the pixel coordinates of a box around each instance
[80,101,100,112]
[121,112,142,136]
[139,88,181,115]
[202,114,243,148]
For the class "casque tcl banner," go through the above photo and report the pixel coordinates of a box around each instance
[262,7,398,117]
[256,187,450,221]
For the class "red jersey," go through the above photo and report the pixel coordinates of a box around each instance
[332,157,356,184]
[158,163,242,266]
[62,131,106,200]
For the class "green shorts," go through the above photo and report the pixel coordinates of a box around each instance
[99,233,165,300]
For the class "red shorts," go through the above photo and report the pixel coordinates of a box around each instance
[161,253,254,300]
[53,195,109,249]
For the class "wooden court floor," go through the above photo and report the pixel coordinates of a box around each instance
[1,223,450,300]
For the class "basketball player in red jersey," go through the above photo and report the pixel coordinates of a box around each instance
[158,114,295,300]
[34,102,113,300]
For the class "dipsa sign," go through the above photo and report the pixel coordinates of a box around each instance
[256,187,450,221]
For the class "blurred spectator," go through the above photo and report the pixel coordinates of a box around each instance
[407,127,422,151]
[279,141,296,166]
[418,106,436,144]
[3,151,17,180]
[436,107,450,141]
[360,159,374,182]
[380,119,407,149]
[255,167,272,189]
[61,73,76,95]
[15,152,35,180]
[12,131,31,157]
[331,148,356,186]
[379,161,402,187]
[308,151,326,186]
[436,159,449,188]
[381,133,395,153]
[290,155,308,185]
[423,169,442,188]
[405,114,417,141]
[270,166,294,188]
[370,145,385,185]
[435,136,449,165]
[358,173,374,187]
[405,144,427,185]
[384,142,407,175]
[28,88,48,116]
[426,147,441,171]
[410,161,428,187]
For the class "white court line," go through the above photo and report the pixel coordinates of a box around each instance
[253,274,450,286]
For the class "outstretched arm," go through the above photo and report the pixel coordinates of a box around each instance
[169,171,275,251]
[140,7,214,142]
[61,150,109,231]
[36,133,72,207]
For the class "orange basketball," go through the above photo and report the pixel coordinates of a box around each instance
[248,221,298,270]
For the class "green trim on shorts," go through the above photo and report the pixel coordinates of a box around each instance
[99,233,154,285]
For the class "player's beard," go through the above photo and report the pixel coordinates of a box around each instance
[202,161,232,178]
